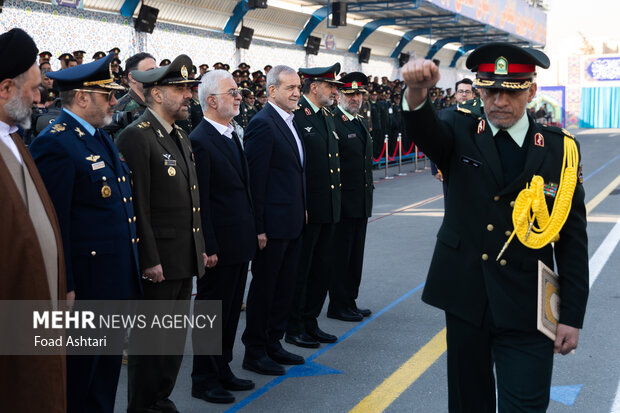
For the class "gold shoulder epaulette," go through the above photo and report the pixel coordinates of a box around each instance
[457,107,471,114]
[137,121,151,129]
[561,128,576,139]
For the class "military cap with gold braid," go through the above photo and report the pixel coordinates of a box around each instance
[46,52,124,91]
[299,63,343,85]
[131,54,200,88]
[338,71,368,94]
[466,42,550,90]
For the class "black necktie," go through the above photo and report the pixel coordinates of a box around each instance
[494,129,526,185]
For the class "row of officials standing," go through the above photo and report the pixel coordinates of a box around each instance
[5,26,376,412]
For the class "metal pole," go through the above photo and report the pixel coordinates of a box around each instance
[382,135,393,180]
[414,145,418,171]
[397,133,406,176]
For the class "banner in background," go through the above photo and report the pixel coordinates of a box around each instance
[584,56,620,82]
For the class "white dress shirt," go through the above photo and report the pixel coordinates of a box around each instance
[268,101,304,165]
[0,119,22,164]
[204,116,235,139]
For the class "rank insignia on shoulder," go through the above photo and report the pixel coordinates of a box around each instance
[534,133,544,147]
[86,155,101,162]
[137,121,150,129]
[457,106,472,114]
[342,114,348,122]
[304,107,311,116]
[477,119,485,134]
[74,127,85,137]
[543,182,558,197]
[578,165,584,184]
[51,123,66,133]
[562,128,575,139]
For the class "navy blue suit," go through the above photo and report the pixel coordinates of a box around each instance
[242,102,306,359]
[30,110,141,413]
[190,118,256,389]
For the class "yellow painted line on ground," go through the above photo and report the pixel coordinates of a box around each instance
[350,173,620,413]
[586,172,620,214]
[350,329,447,413]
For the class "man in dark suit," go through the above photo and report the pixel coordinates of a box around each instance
[285,64,342,349]
[401,43,588,412]
[117,55,207,413]
[242,65,307,375]
[328,72,374,322]
[30,53,141,413]
[189,69,256,404]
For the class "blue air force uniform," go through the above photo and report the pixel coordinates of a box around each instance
[29,53,141,413]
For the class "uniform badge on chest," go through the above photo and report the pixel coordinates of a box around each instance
[534,133,544,147]
[100,176,111,198]
[305,108,311,116]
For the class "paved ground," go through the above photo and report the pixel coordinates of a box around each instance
[114,128,620,412]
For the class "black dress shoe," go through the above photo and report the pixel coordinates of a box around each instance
[267,347,305,365]
[242,356,286,375]
[327,308,363,322]
[355,307,372,317]
[192,386,235,404]
[220,375,255,391]
[307,327,338,343]
[285,332,320,348]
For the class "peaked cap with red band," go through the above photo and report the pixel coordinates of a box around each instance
[466,42,549,90]
[299,62,343,85]
[338,71,368,94]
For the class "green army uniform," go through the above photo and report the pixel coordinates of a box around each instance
[116,55,206,413]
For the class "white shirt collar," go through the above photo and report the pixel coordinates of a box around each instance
[204,116,234,138]
[269,101,294,123]
[488,111,529,148]
[0,119,21,164]
[0,119,18,136]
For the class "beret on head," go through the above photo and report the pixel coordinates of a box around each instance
[0,28,38,81]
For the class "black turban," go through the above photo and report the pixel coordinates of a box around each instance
[0,28,38,81]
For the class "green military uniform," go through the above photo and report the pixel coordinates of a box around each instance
[403,43,588,412]
[116,55,206,413]
[110,89,147,139]
[286,64,342,342]
[328,85,374,319]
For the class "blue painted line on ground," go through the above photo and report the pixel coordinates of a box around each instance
[550,384,583,406]
[224,281,426,413]
[583,154,620,182]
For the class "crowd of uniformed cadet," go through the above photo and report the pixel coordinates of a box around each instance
[4,28,417,412]
[28,47,474,158]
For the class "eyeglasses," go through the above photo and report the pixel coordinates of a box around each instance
[75,89,117,101]
[456,90,473,95]
[210,89,240,98]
